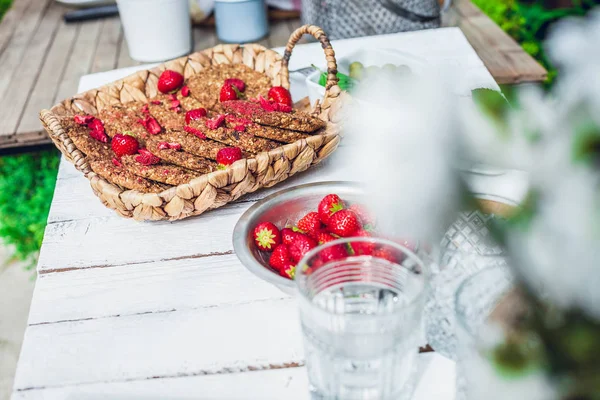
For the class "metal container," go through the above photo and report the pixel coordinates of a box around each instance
[214,0,269,43]
[232,182,365,294]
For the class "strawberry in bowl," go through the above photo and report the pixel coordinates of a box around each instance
[232,182,419,294]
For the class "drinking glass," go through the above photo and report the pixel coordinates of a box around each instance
[295,238,429,400]
[424,252,509,359]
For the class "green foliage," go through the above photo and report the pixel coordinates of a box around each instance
[0,0,13,21]
[0,151,60,267]
[472,0,595,87]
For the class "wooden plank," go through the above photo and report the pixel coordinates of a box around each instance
[0,1,64,140]
[116,27,141,68]
[0,0,36,56]
[29,253,287,324]
[193,27,218,51]
[90,17,121,73]
[13,368,309,400]
[451,0,547,84]
[0,0,51,108]
[13,298,303,390]
[53,20,103,104]
[15,18,79,136]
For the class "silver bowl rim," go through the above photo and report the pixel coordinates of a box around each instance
[232,181,365,290]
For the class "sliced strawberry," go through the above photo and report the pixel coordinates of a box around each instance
[138,116,162,135]
[74,114,94,125]
[254,222,281,252]
[88,118,108,142]
[184,125,206,139]
[185,108,207,124]
[135,148,160,165]
[269,244,290,271]
[259,95,276,112]
[150,100,162,105]
[112,157,122,167]
[181,85,190,97]
[206,114,226,130]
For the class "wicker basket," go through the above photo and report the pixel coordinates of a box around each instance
[39,25,347,222]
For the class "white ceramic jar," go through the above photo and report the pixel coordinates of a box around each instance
[214,0,269,43]
[117,0,192,62]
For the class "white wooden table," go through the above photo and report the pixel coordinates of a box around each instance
[11,28,528,400]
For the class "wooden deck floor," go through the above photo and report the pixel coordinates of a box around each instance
[0,0,546,151]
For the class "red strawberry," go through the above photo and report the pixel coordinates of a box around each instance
[349,204,375,227]
[111,134,139,157]
[224,78,246,92]
[150,100,162,105]
[373,246,399,264]
[184,125,206,139]
[320,242,347,263]
[279,263,296,279]
[138,116,162,135]
[181,85,190,97]
[234,124,246,132]
[269,244,290,271]
[135,148,160,165]
[74,114,94,125]
[185,108,207,124]
[318,194,344,224]
[268,86,293,107]
[220,84,239,102]
[112,157,122,167]
[157,70,184,93]
[288,233,317,263]
[349,230,375,255]
[170,99,181,111]
[206,114,226,130]
[281,228,298,245]
[317,232,337,245]
[157,142,182,151]
[297,212,322,239]
[88,118,108,142]
[327,210,360,238]
[254,222,281,252]
[273,102,292,113]
[217,147,242,166]
[259,95,276,112]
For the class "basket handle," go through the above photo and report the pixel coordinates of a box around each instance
[281,25,339,105]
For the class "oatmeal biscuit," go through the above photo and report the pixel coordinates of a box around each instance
[98,104,149,143]
[146,139,218,173]
[61,117,113,159]
[121,156,201,185]
[221,100,326,133]
[188,118,280,153]
[89,159,170,193]
[157,130,227,160]
[187,64,272,109]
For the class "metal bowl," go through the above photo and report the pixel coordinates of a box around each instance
[232,182,365,294]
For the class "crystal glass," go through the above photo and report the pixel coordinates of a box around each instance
[424,252,509,359]
[295,238,429,400]
[454,266,532,400]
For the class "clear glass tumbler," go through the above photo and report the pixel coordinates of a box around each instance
[295,238,429,400]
